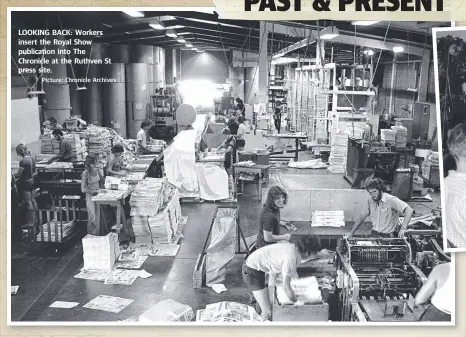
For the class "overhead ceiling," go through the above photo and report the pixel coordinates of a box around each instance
[11,11,450,63]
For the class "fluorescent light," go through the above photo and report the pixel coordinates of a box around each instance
[393,46,404,53]
[185,43,193,48]
[320,26,339,40]
[352,21,380,26]
[166,29,177,38]
[28,90,45,95]
[102,23,112,28]
[177,37,186,43]
[273,53,285,59]
[122,10,144,17]
[197,49,205,53]
[364,49,374,56]
[149,23,165,30]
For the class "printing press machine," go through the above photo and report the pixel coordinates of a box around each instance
[336,237,429,322]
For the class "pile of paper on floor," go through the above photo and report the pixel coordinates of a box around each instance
[139,299,194,322]
[381,129,396,146]
[148,188,181,243]
[328,133,348,174]
[311,211,345,228]
[391,125,407,148]
[82,233,120,270]
[36,220,76,242]
[276,276,323,305]
[196,301,266,322]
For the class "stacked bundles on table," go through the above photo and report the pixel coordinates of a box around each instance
[86,126,112,170]
[11,161,19,170]
[422,152,439,180]
[196,302,267,322]
[40,135,60,154]
[36,220,76,242]
[148,189,182,244]
[35,154,55,162]
[328,133,348,174]
[64,134,87,161]
[381,129,396,146]
[311,211,345,228]
[45,162,74,169]
[391,125,407,148]
[82,233,121,270]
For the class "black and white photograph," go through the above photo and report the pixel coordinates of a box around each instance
[433,27,466,252]
[8,9,454,324]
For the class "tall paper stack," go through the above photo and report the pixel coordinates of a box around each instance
[381,129,396,146]
[422,152,439,180]
[391,125,407,148]
[328,133,349,174]
[40,135,60,154]
[86,126,112,170]
[82,233,120,270]
[311,211,345,227]
[148,189,182,243]
[64,134,86,161]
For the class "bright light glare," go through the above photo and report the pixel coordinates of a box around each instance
[178,80,222,108]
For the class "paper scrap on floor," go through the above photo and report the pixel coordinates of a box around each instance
[208,283,228,294]
[74,269,110,282]
[139,299,194,322]
[115,255,148,270]
[276,276,323,305]
[50,301,80,309]
[11,286,19,295]
[83,295,133,313]
[104,269,140,285]
[139,269,152,279]
[149,244,181,257]
[288,159,327,169]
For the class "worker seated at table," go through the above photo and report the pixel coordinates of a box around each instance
[137,119,163,155]
[235,98,246,117]
[81,155,106,236]
[48,129,72,163]
[415,262,453,321]
[242,234,319,320]
[106,144,126,177]
[344,178,413,239]
[443,122,466,248]
[14,144,38,234]
[256,185,294,250]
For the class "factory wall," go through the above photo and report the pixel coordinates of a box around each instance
[180,50,230,84]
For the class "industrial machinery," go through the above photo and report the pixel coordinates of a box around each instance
[336,237,428,322]
[149,87,182,139]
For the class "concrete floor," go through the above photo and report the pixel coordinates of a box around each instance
[10,137,442,322]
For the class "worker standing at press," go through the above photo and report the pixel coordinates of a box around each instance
[344,178,413,238]
[14,144,38,234]
[81,155,106,236]
[48,129,72,163]
[255,186,294,249]
[242,235,319,320]
[415,262,453,321]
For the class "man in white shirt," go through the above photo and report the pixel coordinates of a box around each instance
[345,178,413,238]
[242,234,319,320]
[444,122,466,248]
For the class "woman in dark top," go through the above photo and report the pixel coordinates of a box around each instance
[14,144,38,230]
[217,128,236,175]
[106,144,125,177]
[227,113,239,135]
[255,185,294,249]
[274,101,283,133]
[235,98,246,117]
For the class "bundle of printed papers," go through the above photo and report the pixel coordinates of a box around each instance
[82,233,120,270]
[328,133,348,174]
[276,276,323,305]
[130,177,169,217]
[311,211,345,227]
[196,301,267,322]
[36,220,76,242]
[139,299,194,323]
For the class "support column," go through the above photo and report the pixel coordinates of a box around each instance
[417,50,431,102]
[315,40,325,67]
[172,49,177,83]
[258,22,270,105]
[389,56,397,117]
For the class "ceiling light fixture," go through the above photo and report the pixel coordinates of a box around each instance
[364,49,374,56]
[320,26,339,40]
[186,43,193,48]
[177,37,186,43]
[121,10,144,18]
[125,32,131,35]
[149,20,165,30]
[102,23,112,28]
[28,90,46,95]
[166,29,177,38]
[351,21,380,26]
[393,46,404,53]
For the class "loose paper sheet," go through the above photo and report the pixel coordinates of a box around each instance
[83,295,133,313]
[50,301,80,309]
